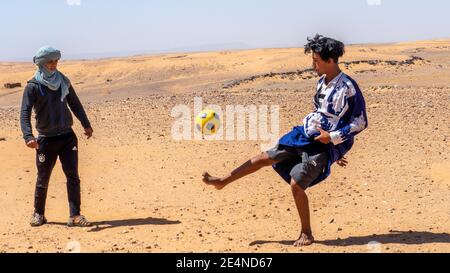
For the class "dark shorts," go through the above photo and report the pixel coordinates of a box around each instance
[266,144,328,190]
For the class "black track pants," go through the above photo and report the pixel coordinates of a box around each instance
[34,132,81,217]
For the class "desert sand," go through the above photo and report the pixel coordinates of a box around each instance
[0,39,449,253]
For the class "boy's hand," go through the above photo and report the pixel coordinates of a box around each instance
[84,127,94,139]
[314,127,331,144]
[26,139,39,150]
[336,157,348,167]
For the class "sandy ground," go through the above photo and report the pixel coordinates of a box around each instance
[0,39,449,253]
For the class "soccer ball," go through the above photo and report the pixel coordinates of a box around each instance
[195,109,220,135]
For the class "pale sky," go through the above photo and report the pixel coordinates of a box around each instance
[0,0,449,61]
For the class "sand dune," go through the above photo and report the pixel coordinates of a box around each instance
[0,39,449,253]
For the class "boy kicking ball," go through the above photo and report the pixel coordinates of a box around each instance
[203,34,368,246]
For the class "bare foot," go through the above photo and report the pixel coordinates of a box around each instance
[293,232,314,247]
[202,172,227,190]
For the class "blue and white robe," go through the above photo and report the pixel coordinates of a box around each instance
[273,72,368,187]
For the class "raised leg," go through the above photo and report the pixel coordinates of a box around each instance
[202,152,277,190]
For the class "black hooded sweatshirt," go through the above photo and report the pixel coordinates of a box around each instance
[20,78,91,143]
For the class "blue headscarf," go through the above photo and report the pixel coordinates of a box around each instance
[33,46,71,102]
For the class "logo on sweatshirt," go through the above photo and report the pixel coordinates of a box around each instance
[38,154,46,163]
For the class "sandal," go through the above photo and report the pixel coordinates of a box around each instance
[68,215,93,227]
[30,213,47,227]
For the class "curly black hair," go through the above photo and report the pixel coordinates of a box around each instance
[304,34,345,63]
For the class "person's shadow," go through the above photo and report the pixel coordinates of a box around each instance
[48,217,181,232]
[249,231,450,247]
